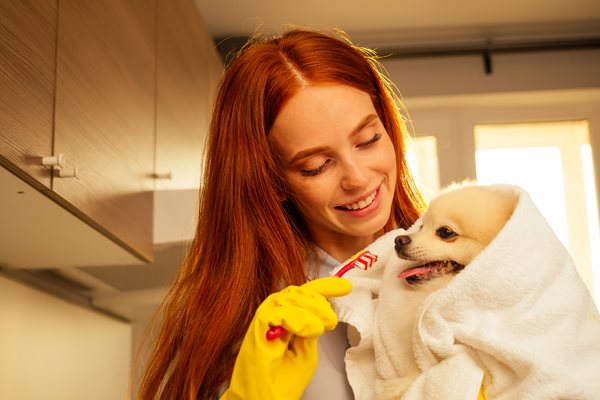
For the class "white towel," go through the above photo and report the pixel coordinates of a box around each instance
[331,186,600,399]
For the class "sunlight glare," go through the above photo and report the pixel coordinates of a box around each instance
[476,147,569,248]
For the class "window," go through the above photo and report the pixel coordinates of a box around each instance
[475,120,600,302]
[406,135,440,202]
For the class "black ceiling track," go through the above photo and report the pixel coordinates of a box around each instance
[378,37,600,75]
[377,37,600,58]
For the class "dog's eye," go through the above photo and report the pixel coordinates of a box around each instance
[436,226,457,239]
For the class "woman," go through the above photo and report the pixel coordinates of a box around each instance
[137,28,425,399]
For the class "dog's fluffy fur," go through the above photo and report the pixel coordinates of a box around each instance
[378,183,517,399]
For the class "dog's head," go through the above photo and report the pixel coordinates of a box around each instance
[395,184,517,284]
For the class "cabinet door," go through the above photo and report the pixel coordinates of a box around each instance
[155,0,222,190]
[53,0,156,261]
[0,0,57,188]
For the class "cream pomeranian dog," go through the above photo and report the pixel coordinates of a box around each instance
[394,183,518,286]
[378,183,518,399]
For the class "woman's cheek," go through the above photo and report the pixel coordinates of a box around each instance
[288,176,332,211]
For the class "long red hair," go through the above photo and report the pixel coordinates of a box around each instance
[136,29,425,399]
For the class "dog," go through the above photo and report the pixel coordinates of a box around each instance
[378,183,518,399]
[395,183,518,287]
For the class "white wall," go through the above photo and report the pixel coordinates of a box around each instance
[383,49,600,99]
[381,49,600,188]
[0,276,132,400]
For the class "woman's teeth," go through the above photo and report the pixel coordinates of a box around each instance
[340,190,377,211]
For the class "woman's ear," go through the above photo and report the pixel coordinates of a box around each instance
[281,198,294,211]
[273,176,290,203]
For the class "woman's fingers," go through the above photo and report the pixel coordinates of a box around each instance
[301,277,352,298]
[257,277,352,340]
[259,306,328,338]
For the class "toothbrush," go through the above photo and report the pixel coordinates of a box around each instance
[266,250,378,341]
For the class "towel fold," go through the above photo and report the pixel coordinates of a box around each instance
[331,185,600,399]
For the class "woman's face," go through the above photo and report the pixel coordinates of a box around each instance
[270,84,397,259]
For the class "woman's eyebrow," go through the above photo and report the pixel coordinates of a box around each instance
[288,145,328,166]
[288,114,379,165]
[350,113,378,138]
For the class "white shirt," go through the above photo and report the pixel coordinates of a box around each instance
[302,249,354,399]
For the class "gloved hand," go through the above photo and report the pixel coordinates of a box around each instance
[478,384,486,400]
[220,277,352,400]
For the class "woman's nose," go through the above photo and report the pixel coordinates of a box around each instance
[340,158,368,190]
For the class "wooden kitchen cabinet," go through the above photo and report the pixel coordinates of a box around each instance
[52,0,156,261]
[0,0,57,188]
[155,0,222,190]
[1,0,221,266]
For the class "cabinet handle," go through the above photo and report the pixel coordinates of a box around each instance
[42,153,66,167]
[56,166,79,179]
[42,153,78,178]
[152,171,173,180]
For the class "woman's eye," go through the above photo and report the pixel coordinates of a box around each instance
[357,133,382,148]
[300,159,331,177]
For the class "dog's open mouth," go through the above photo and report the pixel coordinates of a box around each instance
[398,261,465,285]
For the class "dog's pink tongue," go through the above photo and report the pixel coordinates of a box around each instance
[398,262,443,280]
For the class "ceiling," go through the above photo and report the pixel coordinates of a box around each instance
[194,0,600,48]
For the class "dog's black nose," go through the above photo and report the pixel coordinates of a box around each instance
[394,235,411,258]
[395,235,411,246]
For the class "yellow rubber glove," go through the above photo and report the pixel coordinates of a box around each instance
[220,277,352,400]
[477,383,486,400]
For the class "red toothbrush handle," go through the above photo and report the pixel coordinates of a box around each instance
[266,325,287,341]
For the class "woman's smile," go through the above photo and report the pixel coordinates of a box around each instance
[336,185,380,213]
